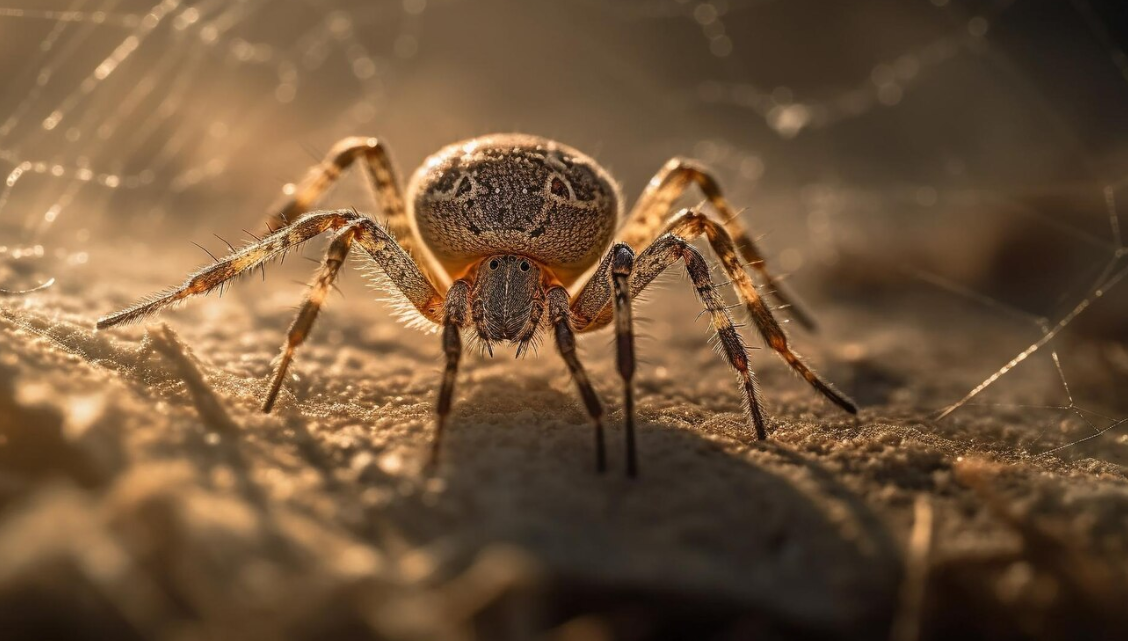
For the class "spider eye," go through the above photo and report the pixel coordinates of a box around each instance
[489,259,500,270]
[519,260,530,272]
[550,177,568,197]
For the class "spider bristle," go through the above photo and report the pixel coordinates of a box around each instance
[632,314,655,328]
[515,326,545,359]
[96,285,190,329]
[191,241,220,264]
[214,234,236,253]
[299,140,325,163]
[631,329,658,343]
[99,218,330,330]
[709,337,727,357]
[720,206,747,226]
[357,256,438,334]
[466,332,490,357]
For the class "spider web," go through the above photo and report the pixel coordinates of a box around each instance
[0,0,424,243]
[1,0,1127,464]
[585,0,1128,460]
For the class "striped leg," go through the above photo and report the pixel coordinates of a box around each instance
[618,157,816,330]
[578,209,855,418]
[548,286,607,473]
[98,210,446,413]
[99,210,355,328]
[432,280,471,467]
[608,243,639,476]
[97,210,443,329]
[665,211,856,416]
[262,226,355,411]
[266,137,421,263]
[634,233,768,439]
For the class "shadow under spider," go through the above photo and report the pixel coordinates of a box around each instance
[350,383,903,638]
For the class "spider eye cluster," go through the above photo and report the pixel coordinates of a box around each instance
[487,258,531,271]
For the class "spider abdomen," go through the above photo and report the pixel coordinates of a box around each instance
[408,134,620,285]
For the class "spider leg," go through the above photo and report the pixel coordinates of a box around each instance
[665,210,856,416]
[618,157,816,330]
[101,208,447,418]
[266,136,420,263]
[431,280,471,467]
[262,226,355,412]
[548,286,607,473]
[99,210,353,328]
[578,233,768,441]
[98,209,444,328]
[608,243,638,476]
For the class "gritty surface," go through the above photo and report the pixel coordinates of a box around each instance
[1,0,1127,637]
[1,236,1127,641]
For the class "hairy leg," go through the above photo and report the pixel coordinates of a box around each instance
[577,209,856,417]
[547,286,607,473]
[262,226,355,412]
[99,209,446,415]
[608,243,638,476]
[618,157,816,329]
[579,233,768,440]
[667,211,856,415]
[97,209,443,329]
[265,136,420,263]
[431,279,471,467]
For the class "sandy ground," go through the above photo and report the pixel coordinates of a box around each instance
[0,235,1127,641]
[1,0,1127,637]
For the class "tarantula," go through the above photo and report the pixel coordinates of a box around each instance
[98,134,857,476]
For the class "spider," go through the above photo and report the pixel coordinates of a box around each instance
[98,134,857,476]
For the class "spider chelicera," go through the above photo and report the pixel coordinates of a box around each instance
[98,134,857,477]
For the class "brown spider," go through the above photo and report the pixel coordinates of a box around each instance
[98,134,856,476]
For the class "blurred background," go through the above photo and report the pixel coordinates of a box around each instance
[2,1,1128,638]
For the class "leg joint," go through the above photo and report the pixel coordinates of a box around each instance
[442,323,461,359]
[664,156,703,175]
[329,136,384,165]
[610,242,635,275]
[554,321,577,354]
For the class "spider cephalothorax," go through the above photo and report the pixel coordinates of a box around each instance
[99,133,857,477]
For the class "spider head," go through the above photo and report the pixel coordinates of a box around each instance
[470,254,545,351]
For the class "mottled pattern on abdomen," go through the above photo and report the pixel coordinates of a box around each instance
[409,134,620,284]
